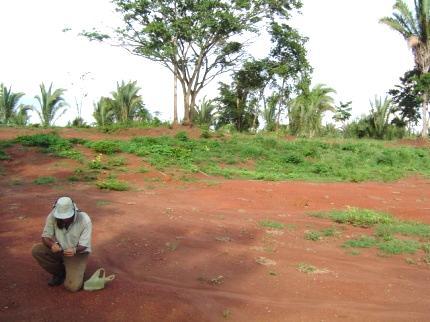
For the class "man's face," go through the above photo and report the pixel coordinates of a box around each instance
[56,215,75,229]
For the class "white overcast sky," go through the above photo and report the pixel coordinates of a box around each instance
[0,0,414,125]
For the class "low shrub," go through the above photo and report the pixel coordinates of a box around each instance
[33,176,56,185]
[96,178,129,191]
[86,140,121,154]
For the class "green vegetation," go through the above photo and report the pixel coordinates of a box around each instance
[304,227,341,241]
[297,263,317,274]
[116,134,430,182]
[107,156,127,167]
[96,178,129,191]
[343,235,377,248]
[381,0,430,137]
[33,176,56,185]
[68,168,99,182]
[15,133,82,161]
[85,140,121,155]
[315,208,430,257]
[312,207,394,227]
[33,83,67,127]
[0,140,12,160]
[304,230,321,241]
[0,84,30,125]
[377,239,420,255]
[259,220,285,230]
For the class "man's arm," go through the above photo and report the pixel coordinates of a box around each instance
[42,237,62,253]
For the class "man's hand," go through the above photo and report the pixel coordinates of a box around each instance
[63,247,76,257]
[51,243,62,253]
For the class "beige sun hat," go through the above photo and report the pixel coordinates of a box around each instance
[53,197,76,219]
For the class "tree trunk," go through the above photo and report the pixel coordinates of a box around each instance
[173,67,178,124]
[183,90,191,125]
[422,93,429,138]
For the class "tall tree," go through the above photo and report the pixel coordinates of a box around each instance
[33,83,67,127]
[380,0,430,137]
[389,69,421,129]
[267,22,311,131]
[0,84,24,124]
[83,0,303,124]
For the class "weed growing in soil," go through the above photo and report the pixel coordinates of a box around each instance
[96,178,129,191]
[311,207,394,227]
[0,140,12,160]
[304,230,321,241]
[116,134,430,182]
[259,220,285,230]
[107,156,127,167]
[297,263,317,273]
[33,176,56,185]
[68,168,99,182]
[85,140,121,154]
[15,133,82,161]
[304,227,341,241]
[343,235,377,248]
[315,208,430,257]
[377,239,420,255]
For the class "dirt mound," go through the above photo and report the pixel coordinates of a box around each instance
[0,125,202,141]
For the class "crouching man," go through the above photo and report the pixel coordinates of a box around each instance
[32,196,92,292]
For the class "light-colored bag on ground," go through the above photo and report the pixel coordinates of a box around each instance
[83,268,115,291]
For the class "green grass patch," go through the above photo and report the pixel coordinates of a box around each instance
[68,168,99,182]
[96,178,129,191]
[0,140,12,160]
[375,222,430,239]
[15,133,82,161]
[314,208,430,257]
[33,176,56,185]
[138,166,150,173]
[107,156,127,167]
[114,134,430,182]
[85,140,121,154]
[304,230,321,241]
[312,207,394,228]
[321,227,341,237]
[259,220,285,230]
[343,235,377,248]
[377,239,420,255]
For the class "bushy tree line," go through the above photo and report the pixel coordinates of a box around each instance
[0,80,154,128]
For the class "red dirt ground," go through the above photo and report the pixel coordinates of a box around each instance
[1,129,430,322]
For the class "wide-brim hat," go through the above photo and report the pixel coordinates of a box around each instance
[53,196,75,219]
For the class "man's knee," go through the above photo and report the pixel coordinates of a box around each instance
[31,243,47,259]
[64,279,83,292]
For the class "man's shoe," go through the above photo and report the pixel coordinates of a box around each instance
[48,274,65,286]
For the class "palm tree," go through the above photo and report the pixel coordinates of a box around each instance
[33,83,67,127]
[111,81,143,123]
[369,96,393,139]
[193,96,217,126]
[290,84,336,137]
[0,84,24,124]
[262,94,278,131]
[380,0,430,137]
[93,97,115,126]
[11,104,32,126]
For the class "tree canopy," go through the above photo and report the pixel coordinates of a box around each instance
[83,0,305,124]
